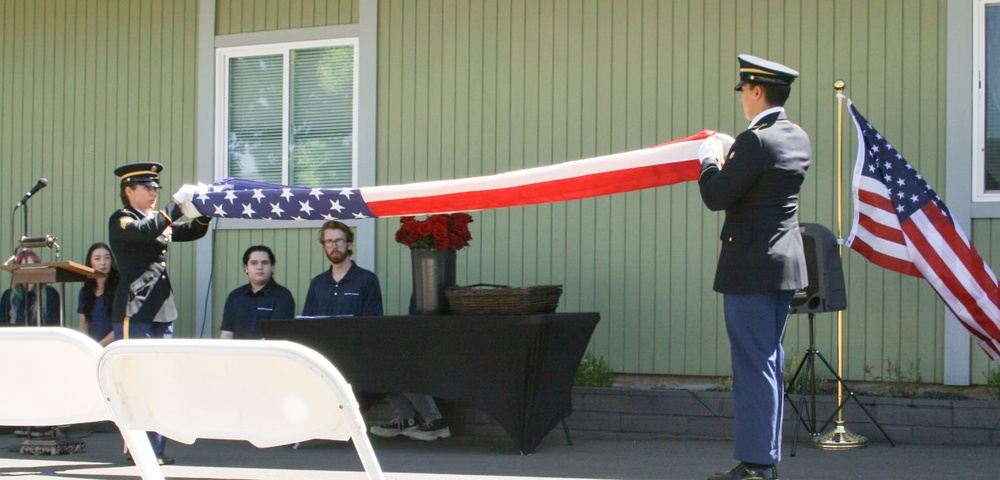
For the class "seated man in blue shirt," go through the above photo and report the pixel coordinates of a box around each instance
[221,245,296,339]
[302,220,383,317]
[303,221,449,441]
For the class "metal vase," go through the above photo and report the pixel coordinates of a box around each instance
[410,248,457,315]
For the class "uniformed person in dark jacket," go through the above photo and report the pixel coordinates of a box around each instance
[698,55,810,480]
[107,162,210,465]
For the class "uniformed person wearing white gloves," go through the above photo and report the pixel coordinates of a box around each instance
[698,54,811,480]
[107,162,210,465]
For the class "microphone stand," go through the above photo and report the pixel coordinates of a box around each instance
[23,202,28,248]
[11,198,35,326]
[20,201,33,326]
[23,201,30,326]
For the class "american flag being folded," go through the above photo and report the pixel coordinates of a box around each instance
[191,130,719,221]
[845,100,1000,359]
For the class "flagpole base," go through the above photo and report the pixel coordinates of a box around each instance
[811,421,868,450]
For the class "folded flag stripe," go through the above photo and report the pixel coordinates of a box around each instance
[196,130,723,221]
[364,161,702,217]
[845,100,1000,359]
[360,130,714,217]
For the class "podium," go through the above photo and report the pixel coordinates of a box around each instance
[2,261,104,327]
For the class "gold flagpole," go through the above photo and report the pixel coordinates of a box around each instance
[814,79,868,449]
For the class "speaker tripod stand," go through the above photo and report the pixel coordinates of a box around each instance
[785,313,895,456]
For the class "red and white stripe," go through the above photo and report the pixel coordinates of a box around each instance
[360,130,729,217]
[847,175,922,277]
[905,205,1000,359]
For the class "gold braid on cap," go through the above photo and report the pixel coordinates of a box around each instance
[740,67,778,76]
[120,170,158,180]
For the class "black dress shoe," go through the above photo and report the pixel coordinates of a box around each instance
[709,462,779,480]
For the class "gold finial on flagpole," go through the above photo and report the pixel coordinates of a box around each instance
[814,79,869,450]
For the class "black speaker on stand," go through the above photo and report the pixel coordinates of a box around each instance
[785,223,893,455]
[790,223,847,316]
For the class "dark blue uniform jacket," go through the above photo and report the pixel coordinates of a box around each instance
[108,203,210,324]
[699,110,811,294]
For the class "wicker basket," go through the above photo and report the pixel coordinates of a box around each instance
[445,284,563,315]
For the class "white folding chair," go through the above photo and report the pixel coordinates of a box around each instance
[0,327,156,476]
[97,339,385,480]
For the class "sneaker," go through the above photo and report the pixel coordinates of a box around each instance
[407,419,451,441]
[369,417,418,438]
[709,462,779,480]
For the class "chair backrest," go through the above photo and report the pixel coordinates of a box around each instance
[0,327,161,480]
[97,339,384,480]
[0,327,110,425]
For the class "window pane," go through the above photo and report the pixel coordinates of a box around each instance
[290,45,355,188]
[229,55,284,183]
[986,5,1000,191]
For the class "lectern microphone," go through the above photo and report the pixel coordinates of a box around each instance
[15,178,48,207]
[20,235,57,249]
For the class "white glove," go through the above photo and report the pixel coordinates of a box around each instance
[180,199,202,219]
[172,184,202,218]
[172,184,197,204]
[698,136,724,167]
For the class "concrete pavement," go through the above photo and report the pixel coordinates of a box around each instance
[2,425,1000,479]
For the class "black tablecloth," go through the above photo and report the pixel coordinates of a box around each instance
[260,312,599,454]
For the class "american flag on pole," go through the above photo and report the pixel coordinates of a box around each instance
[845,100,1000,359]
[189,130,723,221]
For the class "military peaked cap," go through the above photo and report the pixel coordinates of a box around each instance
[734,54,799,91]
[114,162,163,188]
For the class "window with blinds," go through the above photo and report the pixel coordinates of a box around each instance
[985,3,1000,194]
[218,39,358,188]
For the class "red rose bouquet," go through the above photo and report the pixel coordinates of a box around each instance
[395,213,474,251]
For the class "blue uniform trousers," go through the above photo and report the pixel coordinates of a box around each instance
[723,291,793,465]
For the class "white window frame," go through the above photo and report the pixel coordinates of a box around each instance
[214,37,360,187]
[195,0,378,339]
[974,0,1000,201]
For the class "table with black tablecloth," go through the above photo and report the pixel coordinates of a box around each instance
[260,312,599,454]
